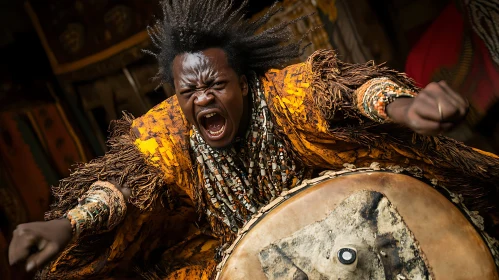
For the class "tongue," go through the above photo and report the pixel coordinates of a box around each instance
[205,114,225,132]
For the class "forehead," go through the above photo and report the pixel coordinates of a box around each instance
[172,48,232,77]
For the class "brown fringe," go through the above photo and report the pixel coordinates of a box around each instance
[45,112,166,221]
[308,49,499,229]
[308,49,420,122]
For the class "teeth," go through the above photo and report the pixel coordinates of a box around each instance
[208,125,224,136]
[205,113,216,118]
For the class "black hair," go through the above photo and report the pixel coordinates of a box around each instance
[145,0,310,85]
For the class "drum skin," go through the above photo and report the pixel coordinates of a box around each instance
[217,171,498,280]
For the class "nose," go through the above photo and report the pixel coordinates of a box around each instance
[194,89,214,106]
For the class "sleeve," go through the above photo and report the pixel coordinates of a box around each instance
[38,113,197,279]
[306,49,419,124]
[263,49,423,169]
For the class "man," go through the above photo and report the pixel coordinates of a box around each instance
[8,0,499,279]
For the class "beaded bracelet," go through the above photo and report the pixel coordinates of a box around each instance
[65,181,127,238]
[355,77,417,123]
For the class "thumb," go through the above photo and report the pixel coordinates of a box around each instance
[25,241,59,272]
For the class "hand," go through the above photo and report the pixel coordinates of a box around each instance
[386,81,469,135]
[9,219,73,273]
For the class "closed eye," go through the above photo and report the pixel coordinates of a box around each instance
[212,81,227,89]
[179,86,196,95]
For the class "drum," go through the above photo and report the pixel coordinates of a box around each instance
[215,169,499,280]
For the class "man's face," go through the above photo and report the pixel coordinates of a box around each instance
[172,48,248,148]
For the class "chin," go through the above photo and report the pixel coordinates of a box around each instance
[206,139,233,149]
[203,132,235,149]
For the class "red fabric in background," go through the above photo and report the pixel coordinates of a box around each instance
[405,2,499,116]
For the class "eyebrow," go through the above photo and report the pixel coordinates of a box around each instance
[178,83,197,89]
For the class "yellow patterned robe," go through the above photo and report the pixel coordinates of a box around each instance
[41,50,499,279]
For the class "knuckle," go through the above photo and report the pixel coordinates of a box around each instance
[14,227,27,237]
[426,82,439,90]
[417,90,428,97]
[16,223,28,230]
[416,91,433,101]
[438,80,448,87]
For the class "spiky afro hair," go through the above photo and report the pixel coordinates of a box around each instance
[145,0,309,85]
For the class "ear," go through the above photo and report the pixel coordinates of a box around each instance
[239,75,249,97]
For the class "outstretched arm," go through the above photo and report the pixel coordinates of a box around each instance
[8,114,175,279]
[307,49,468,135]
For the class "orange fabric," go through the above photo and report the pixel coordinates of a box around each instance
[132,97,197,202]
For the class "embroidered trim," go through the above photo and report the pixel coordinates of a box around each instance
[355,77,416,123]
[66,181,127,238]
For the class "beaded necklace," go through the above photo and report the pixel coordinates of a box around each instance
[190,74,305,232]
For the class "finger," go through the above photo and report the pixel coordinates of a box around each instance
[407,114,454,135]
[437,81,465,101]
[438,97,466,122]
[414,93,465,122]
[437,81,468,109]
[425,82,468,116]
[25,242,59,273]
[8,228,38,265]
[38,239,48,251]
[425,82,461,110]
[413,96,441,121]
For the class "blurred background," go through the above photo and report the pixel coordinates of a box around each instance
[0,0,497,278]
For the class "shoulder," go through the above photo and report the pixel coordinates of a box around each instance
[131,96,193,182]
[263,49,338,90]
[132,95,189,139]
[261,56,329,135]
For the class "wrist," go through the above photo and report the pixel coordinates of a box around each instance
[355,78,417,123]
[65,181,128,239]
[386,97,413,124]
[53,218,74,245]
[56,218,73,233]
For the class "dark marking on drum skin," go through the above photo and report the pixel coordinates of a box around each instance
[292,269,309,280]
[360,191,383,230]
[375,233,403,279]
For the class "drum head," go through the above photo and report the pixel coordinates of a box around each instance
[217,171,498,280]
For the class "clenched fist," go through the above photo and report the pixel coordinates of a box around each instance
[9,178,131,273]
[9,219,73,273]
[387,81,469,135]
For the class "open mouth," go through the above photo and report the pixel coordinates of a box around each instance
[200,112,227,139]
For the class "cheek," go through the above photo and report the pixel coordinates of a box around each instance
[178,97,195,122]
[227,91,245,118]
